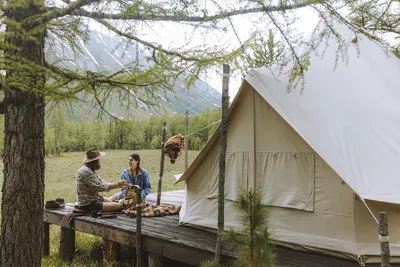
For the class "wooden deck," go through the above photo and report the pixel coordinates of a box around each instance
[43,190,391,266]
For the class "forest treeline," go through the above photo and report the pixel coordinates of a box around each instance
[38,107,221,156]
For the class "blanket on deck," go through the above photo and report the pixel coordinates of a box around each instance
[125,203,181,218]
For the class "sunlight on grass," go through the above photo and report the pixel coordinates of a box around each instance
[0,149,199,266]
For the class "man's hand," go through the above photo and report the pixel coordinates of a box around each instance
[118,180,128,188]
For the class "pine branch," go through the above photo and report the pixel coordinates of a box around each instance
[211,0,251,63]
[253,0,306,85]
[91,84,122,121]
[266,11,305,76]
[352,6,400,35]
[310,5,342,40]
[367,26,400,35]
[323,2,383,43]
[28,0,101,24]
[46,64,161,88]
[374,0,393,32]
[70,1,316,22]
[93,18,210,62]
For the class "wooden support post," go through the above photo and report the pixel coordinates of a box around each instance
[148,253,163,267]
[215,63,230,264]
[43,222,50,257]
[185,110,189,170]
[157,122,167,206]
[59,227,75,262]
[136,188,143,267]
[103,238,120,265]
[379,212,391,267]
[120,244,136,266]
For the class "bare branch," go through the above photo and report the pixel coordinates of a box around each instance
[0,101,4,114]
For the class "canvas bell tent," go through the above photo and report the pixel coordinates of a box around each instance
[175,21,400,265]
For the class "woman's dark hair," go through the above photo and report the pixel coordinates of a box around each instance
[85,159,101,171]
[129,153,141,174]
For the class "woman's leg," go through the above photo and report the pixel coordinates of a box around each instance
[102,202,123,212]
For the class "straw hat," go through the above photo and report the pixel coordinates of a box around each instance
[83,147,106,163]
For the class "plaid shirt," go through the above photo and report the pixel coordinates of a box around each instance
[119,167,151,199]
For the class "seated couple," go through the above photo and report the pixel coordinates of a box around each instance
[75,147,151,212]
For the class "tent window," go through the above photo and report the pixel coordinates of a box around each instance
[209,152,250,201]
[224,152,250,201]
[257,152,315,211]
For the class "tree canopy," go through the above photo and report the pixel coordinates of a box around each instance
[1,0,399,113]
[4,0,400,115]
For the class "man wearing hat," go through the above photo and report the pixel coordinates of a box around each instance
[76,147,128,211]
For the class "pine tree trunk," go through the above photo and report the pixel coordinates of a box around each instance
[0,0,46,266]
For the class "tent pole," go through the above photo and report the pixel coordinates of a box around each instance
[185,110,189,170]
[157,122,167,206]
[135,188,143,267]
[378,212,391,267]
[215,63,230,265]
[252,83,256,189]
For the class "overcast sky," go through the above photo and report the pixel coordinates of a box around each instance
[88,4,320,98]
[75,1,398,99]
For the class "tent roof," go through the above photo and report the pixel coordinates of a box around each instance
[178,21,400,204]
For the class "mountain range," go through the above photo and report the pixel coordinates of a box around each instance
[45,30,222,121]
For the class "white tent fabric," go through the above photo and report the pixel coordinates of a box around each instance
[246,22,400,204]
[173,173,183,181]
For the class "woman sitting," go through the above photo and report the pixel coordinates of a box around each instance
[115,153,151,201]
[76,147,128,212]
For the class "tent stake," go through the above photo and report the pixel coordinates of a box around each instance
[215,63,230,265]
[378,212,391,267]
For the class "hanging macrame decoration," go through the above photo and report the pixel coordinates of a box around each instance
[164,134,185,164]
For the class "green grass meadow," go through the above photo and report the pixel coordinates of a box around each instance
[0,149,199,266]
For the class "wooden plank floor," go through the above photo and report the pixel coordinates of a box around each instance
[44,206,233,266]
[43,191,397,266]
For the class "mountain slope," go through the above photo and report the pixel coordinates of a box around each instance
[45,30,221,120]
